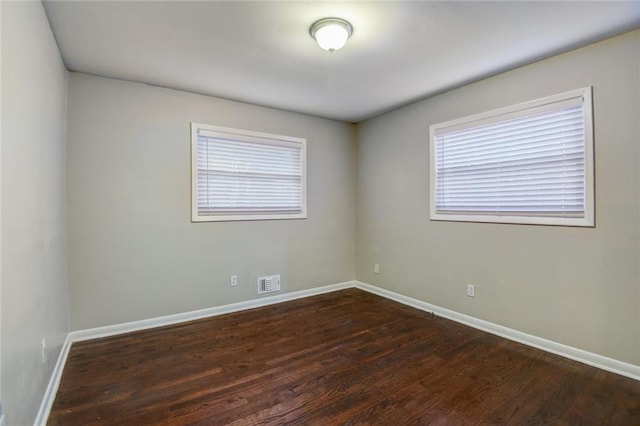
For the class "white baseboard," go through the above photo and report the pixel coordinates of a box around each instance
[36,278,640,425]
[70,280,355,343]
[33,333,73,426]
[354,281,640,381]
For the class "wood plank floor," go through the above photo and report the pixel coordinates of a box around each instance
[49,289,640,425]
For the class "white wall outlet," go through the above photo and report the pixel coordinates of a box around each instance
[41,338,47,364]
[467,284,475,297]
[374,263,380,274]
[230,275,237,287]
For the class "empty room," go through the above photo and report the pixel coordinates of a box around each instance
[2,0,640,424]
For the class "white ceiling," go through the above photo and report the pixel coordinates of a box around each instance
[43,1,640,123]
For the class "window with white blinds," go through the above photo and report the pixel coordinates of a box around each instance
[191,123,307,222]
[430,87,594,226]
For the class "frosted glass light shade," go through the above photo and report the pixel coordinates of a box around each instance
[310,18,353,53]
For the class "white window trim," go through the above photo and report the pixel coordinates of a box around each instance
[429,87,594,227]
[191,123,307,222]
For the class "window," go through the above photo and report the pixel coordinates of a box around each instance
[191,123,306,222]
[430,87,594,227]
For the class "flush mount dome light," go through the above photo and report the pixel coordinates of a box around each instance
[309,17,353,53]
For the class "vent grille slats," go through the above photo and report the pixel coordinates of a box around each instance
[258,275,281,294]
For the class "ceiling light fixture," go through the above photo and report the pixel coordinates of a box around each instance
[309,18,353,53]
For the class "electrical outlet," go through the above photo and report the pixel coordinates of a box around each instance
[230,275,237,287]
[467,284,475,297]
[41,338,47,364]
[374,263,380,274]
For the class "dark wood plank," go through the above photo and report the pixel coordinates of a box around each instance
[48,289,640,425]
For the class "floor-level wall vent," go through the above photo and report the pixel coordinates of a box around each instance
[258,275,281,294]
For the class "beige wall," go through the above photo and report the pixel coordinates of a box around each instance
[1,1,70,424]
[356,30,640,365]
[67,73,356,330]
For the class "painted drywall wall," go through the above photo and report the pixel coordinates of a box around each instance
[67,73,356,330]
[0,0,3,417]
[356,30,640,365]
[1,2,70,424]
[637,32,640,369]
[0,0,3,418]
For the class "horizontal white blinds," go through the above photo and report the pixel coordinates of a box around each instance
[433,95,587,218]
[196,131,304,216]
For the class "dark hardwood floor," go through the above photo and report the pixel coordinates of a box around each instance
[49,289,640,425]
